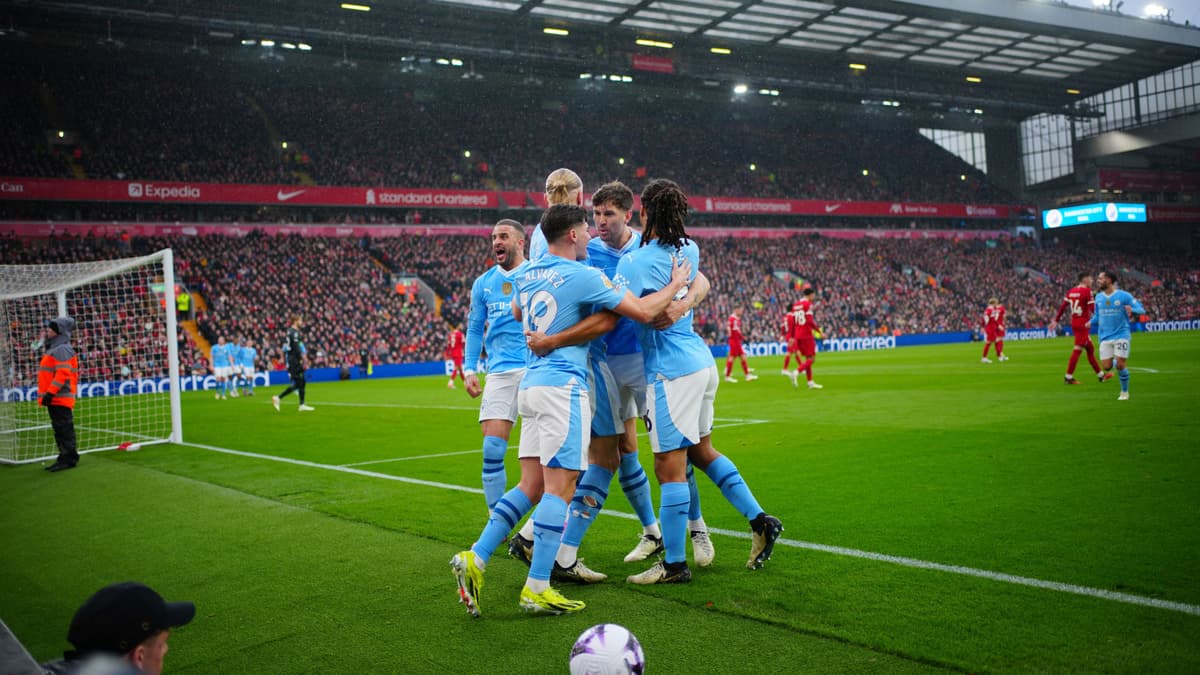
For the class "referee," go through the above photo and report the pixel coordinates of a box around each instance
[272,316,314,412]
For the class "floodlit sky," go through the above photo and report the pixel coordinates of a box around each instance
[1058,0,1200,27]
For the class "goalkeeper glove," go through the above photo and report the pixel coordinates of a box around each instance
[41,392,54,407]
[812,329,823,339]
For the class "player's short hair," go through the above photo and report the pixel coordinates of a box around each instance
[494,218,525,240]
[988,297,999,305]
[592,181,634,212]
[1077,272,1090,283]
[545,168,582,206]
[1102,270,1118,284]
[540,204,588,244]
[640,179,690,250]
[803,287,816,296]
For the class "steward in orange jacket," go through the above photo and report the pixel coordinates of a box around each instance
[39,316,79,472]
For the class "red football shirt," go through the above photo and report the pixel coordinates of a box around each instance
[982,305,1006,331]
[1056,286,1095,327]
[790,299,818,339]
[447,329,465,356]
[728,314,744,344]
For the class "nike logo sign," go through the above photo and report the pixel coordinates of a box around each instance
[276,189,306,201]
[824,204,841,213]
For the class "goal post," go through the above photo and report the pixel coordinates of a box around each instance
[0,248,183,464]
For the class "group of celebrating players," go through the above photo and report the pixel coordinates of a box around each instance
[447,169,784,618]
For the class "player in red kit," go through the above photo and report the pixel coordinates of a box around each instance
[724,306,757,383]
[781,312,799,378]
[980,298,1007,363]
[1051,273,1106,384]
[446,322,466,389]
[788,286,823,389]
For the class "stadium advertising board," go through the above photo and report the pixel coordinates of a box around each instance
[1098,168,1200,193]
[0,177,1023,219]
[1042,202,1147,229]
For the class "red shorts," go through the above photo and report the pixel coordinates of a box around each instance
[449,353,464,366]
[1071,325,1093,347]
[795,336,816,357]
[728,340,745,357]
[985,329,1003,342]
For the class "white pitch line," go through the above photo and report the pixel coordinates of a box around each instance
[315,401,480,411]
[179,440,1200,617]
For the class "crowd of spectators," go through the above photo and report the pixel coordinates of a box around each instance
[2,54,1018,204]
[4,229,1196,382]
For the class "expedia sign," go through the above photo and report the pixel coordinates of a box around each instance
[127,182,202,200]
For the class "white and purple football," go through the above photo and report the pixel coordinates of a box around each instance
[569,623,645,675]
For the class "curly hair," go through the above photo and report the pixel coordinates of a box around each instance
[640,178,690,250]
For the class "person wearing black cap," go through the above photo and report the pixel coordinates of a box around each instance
[41,582,195,675]
[40,316,80,472]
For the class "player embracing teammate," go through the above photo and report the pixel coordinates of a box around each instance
[784,286,823,389]
[980,298,1007,363]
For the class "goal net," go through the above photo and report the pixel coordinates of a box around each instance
[0,248,182,464]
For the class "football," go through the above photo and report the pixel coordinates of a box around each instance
[569,623,645,675]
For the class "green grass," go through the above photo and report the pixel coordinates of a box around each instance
[3,332,1199,673]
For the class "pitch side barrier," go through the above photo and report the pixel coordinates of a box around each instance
[7,323,1196,401]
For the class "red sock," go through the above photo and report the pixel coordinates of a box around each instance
[996,341,1004,357]
[783,354,791,369]
[982,343,991,357]
[1067,350,1081,375]
[741,358,750,375]
[725,359,733,377]
[1085,344,1101,373]
[803,360,814,381]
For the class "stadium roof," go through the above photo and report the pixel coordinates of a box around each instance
[12,0,1200,121]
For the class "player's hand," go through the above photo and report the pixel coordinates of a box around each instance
[812,329,823,339]
[41,392,54,407]
[524,330,556,357]
[668,256,692,289]
[464,374,482,398]
[651,299,690,330]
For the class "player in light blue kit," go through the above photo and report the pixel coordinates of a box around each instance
[528,168,584,263]
[450,204,691,617]
[238,339,258,396]
[1093,270,1146,401]
[462,220,529,513]
[209,337,230,400]
[616,179,783,585]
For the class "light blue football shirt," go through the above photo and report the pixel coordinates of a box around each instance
[1093,289,1145,342]
[586,230,643,357]
[528,224,548,262]
[514,254,625,388]
[464,261,530,375]
[614,238,712,381]
[240,345,257,369]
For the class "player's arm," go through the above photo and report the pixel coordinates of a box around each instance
[463,280,487,376]
[526,310,620,357]
[1053,299,1068,325]
[650,270,711,330]
[1127,295,1147,318]
[611,257,692,324]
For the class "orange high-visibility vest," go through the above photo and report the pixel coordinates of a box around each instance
[38,352,79,408]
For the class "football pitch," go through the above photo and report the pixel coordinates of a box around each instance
[3,332,1198,673]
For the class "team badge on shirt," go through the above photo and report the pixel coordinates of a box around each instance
[502,281,513,295]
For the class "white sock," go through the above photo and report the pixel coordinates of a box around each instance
[643,522,662,538]
[473,552,486,571]
[525,578,549,594]
[688,517,707,533]
[519,519,535,540]
[556,544,578,568]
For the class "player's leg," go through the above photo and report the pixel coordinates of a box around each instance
[607,353,664,561]
[1083,337,1102,375]
[521,384,588,613]
[1115,341,1131,397]
[1065,345,1083,383]
[627,372,696,584]
[982,338,992,360]
[724,355,735,380]
[295,373,309,408]
[479,370,522,512]
[996,337,1005,360]
[684,460,714,567]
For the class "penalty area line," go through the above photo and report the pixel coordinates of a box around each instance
[178,440,1200,617]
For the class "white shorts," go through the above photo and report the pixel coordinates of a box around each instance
[1099,338,1131,360]
[478,368,524,423]
[607,352,647,420]
[517,379,589,471]
[645,365,717,454]
[588,359,623,438]
[213,366,232,378]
